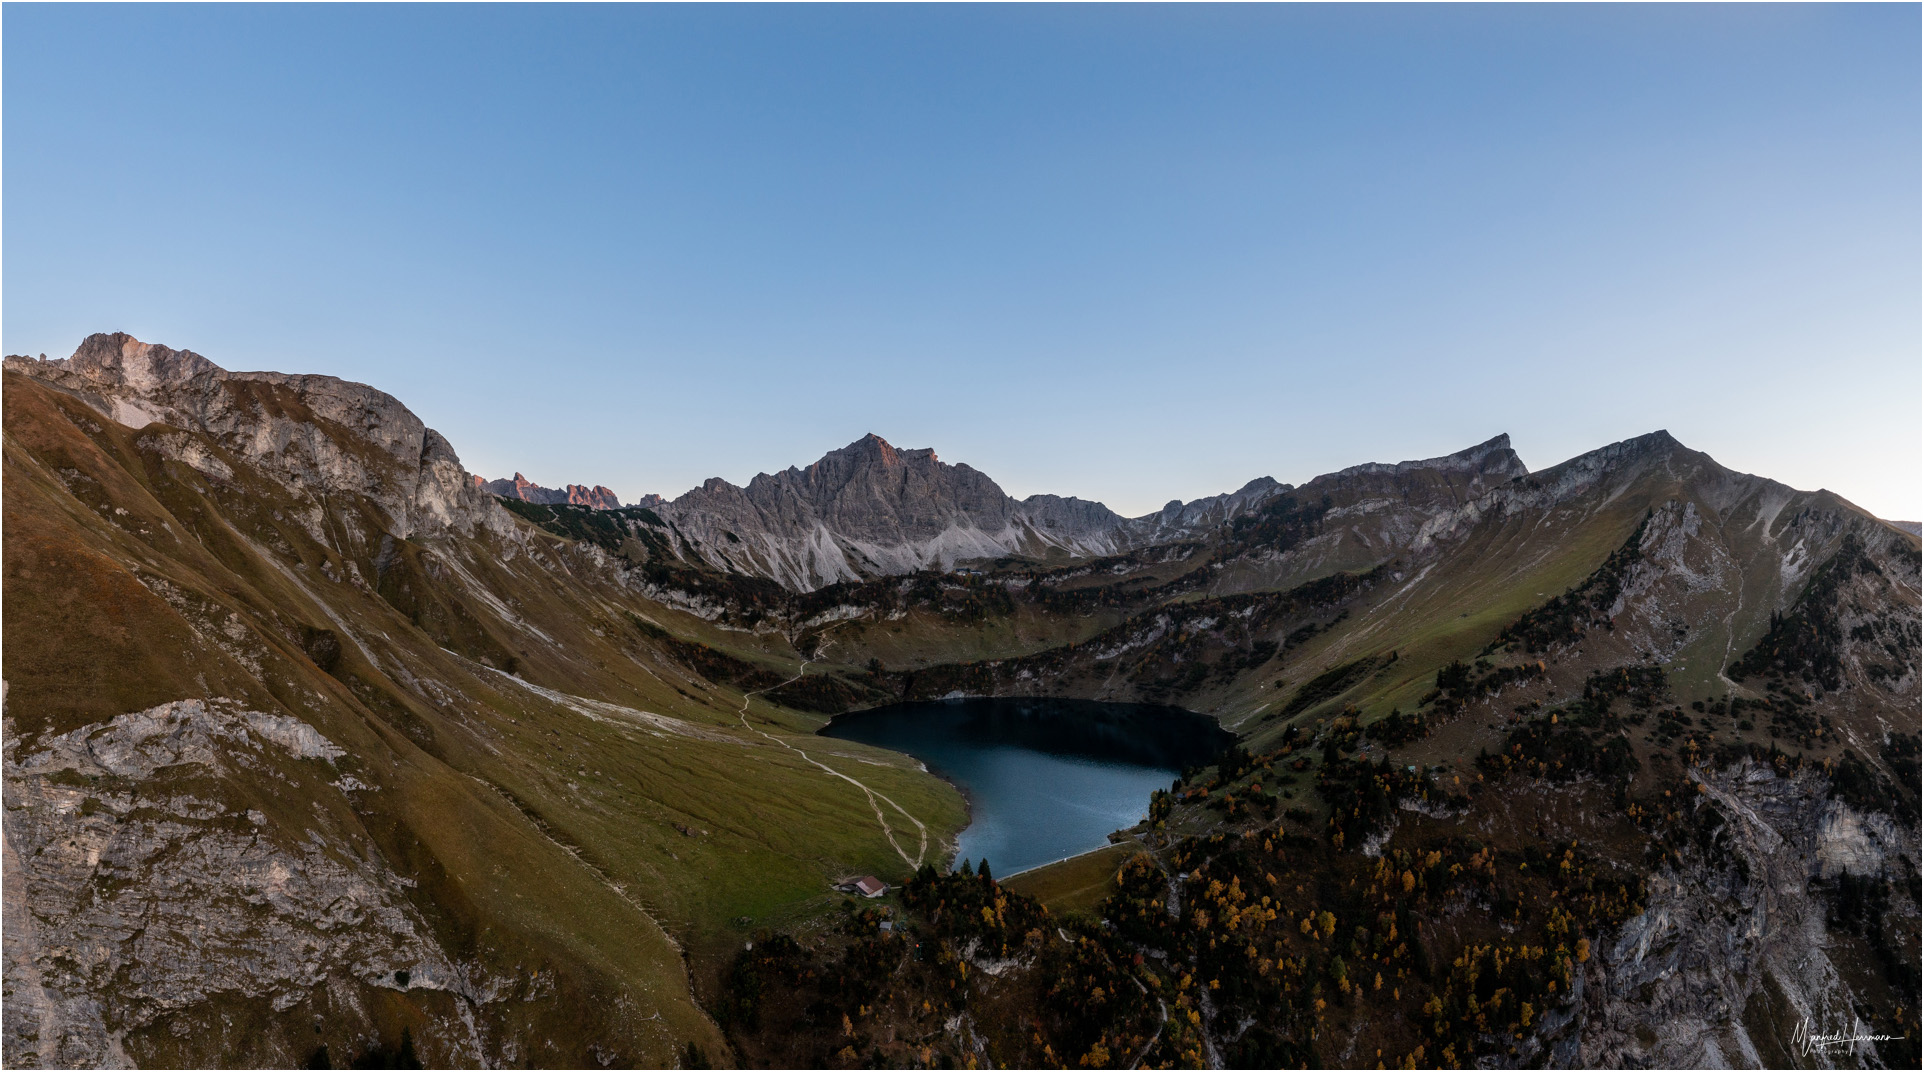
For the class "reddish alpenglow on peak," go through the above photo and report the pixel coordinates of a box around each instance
[564,484,622,510]
[482,472,623,509]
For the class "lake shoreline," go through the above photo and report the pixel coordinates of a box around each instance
[818,696,1227,877]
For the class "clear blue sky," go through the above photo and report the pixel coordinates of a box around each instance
[6,3,1919,518]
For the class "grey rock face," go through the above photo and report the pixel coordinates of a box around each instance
[4,334,505,541]
[2,700,477,1069]
[1565,761,1918,1069]
[1133,476,1293,540]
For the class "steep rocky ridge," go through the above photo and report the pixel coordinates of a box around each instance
[4,334,503,542]
[839,429,1917,720]
[1134,476,1292,537]
[644,431,1529,594]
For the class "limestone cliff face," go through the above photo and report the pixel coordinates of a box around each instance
[3,700,474,1068]
[3,334,505,541]
[1570,761,1917,1068]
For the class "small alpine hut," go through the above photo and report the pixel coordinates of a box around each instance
[837,875,888,898]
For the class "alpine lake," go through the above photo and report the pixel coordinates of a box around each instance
[819,697,1235,876]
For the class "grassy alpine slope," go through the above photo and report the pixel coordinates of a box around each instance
[5,334,1918,1069]
[2,346,965,1069]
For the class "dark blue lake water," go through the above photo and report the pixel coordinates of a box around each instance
[820,698,1234,876]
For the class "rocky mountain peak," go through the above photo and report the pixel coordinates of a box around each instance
[1330,433,1527,482]
[841,432,920,467]
[750,435,982,520]
[66,331,221,392]
[7,332,504,540]
[1625,429,1685,455]
[6,332,220,394]
[654,435,1129,588]
[800,434,943,484]
[1527,429,1699,496]
[483,473,623,510]
[566,485,622,510]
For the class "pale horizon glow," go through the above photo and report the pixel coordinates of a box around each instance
[5,5,1918,520]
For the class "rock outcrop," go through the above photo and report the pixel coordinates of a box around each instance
[1570,761,1917,1068]
[566,484,621,509]
[3,700,472,1067]
[481,473,623,510]
[3,334,505,541]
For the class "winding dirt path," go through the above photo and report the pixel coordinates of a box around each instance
[736,632,929,869]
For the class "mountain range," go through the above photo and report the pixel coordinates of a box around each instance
[4,333,1917,1069]
[495,428,1523,593]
